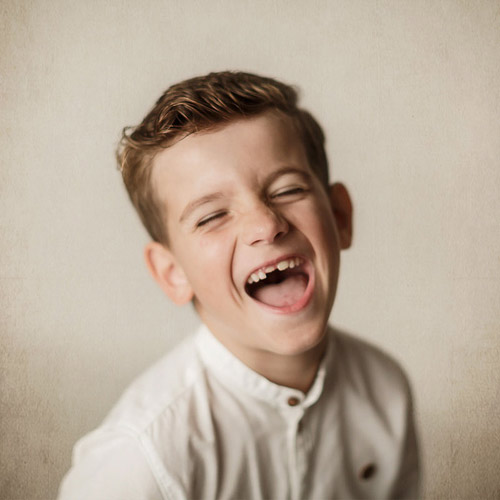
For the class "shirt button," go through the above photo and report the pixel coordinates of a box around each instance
[287,396,300,407]
[359,463,377,480]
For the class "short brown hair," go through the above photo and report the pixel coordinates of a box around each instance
[117,71,329,243]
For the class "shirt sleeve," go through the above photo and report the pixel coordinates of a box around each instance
[57,429,164,500]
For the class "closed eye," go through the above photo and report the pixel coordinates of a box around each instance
[272,186,307,198]
[196,211,227,228]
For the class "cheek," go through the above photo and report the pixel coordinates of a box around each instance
[298,198,338,243]
[181,231,235,289]
[297,200,340,274]
[198,230,235,261]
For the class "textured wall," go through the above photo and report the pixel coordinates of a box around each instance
[1,1,499,498]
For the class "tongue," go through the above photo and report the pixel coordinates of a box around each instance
[254,274,308,307]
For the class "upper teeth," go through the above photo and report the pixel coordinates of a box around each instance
[247,257,303,284]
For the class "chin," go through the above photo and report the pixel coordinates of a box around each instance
[261,319,329,356]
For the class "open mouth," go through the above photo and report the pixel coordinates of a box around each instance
[244,256,312,311]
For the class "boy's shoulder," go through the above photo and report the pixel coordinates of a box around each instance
[59,331,208,499]
[333,328,411,388]
[101,329,208,434]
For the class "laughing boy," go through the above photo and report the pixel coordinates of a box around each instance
[59,72,419,499]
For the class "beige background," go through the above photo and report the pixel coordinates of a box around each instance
[1,1,499,498]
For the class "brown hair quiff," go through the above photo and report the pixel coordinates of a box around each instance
[117,71,329,244]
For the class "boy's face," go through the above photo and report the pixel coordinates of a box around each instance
[147,112,351,361]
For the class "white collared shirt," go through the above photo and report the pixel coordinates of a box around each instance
[59,325,419,500]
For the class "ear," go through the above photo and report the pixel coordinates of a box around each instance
[144,242,194,305]
[329,182,353,250]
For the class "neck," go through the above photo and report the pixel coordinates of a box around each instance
[256,341,327,393]
[219,333,328,394]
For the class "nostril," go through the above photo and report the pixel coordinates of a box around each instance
[274,229,286,240]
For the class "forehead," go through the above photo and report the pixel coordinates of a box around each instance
[151,111,310,207]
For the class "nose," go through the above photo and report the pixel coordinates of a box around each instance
[241,202,289,246]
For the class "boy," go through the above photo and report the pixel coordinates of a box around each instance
[59,72,419,499]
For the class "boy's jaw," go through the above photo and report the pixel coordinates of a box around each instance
[243,254,315,314]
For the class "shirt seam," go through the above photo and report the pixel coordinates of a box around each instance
[136,433,178,500]
[109,362,209,437]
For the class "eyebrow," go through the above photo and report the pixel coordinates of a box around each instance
[179,192,225,223]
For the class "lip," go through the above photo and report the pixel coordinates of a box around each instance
[244,254,315,315]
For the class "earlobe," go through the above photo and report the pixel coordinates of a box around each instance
[144,242,194,305]
[329,183,353,250]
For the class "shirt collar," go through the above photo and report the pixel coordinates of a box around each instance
[195,323,334,410]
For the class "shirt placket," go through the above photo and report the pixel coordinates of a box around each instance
[283,396,307,500]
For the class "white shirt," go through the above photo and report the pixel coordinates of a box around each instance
[58,325,419,500]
